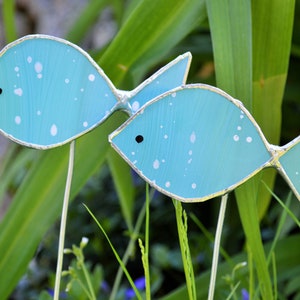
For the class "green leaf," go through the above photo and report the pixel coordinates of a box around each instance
[66,0,109,44]
[2,0,18,42]
[106,148,135,231]
[205,0,274,298]
[99,0,206,87]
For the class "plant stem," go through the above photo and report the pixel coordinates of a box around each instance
[54,141,75,300]
[208,193,228,300]
[144,184,151,300]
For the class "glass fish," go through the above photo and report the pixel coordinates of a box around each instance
[109,85,300,202]
[0,35,191,149]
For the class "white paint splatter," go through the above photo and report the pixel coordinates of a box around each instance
[35,62,43,73]
[14,88,23,96]
[160,125,163,129]
[240,115,244,119]
[165,181,171,188]
[190,131,196,143]
[50,124,58,136]
[192,183,197,189]
[131,152,135,156]
[37,74,42,79]
[27,56,32,63]
[37,110,41,116]
[188,158,192,164]
[88,74,95,81]
[15,116,21,124]
[246,136,252,143]
[83,121,88,127]
[237,126,242,131]
[132,101,140,112]
[188,150,193,155]
[233,135,239,141]
[153,159,160,169]
[164,134,168,139]
[171,92,176,98]
[80,88,84,92]
[14,66,19,72]
[65,78,70,84]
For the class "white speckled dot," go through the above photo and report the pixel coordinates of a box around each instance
[27,56,32,63]
[171,92,176,98]
[131,152,135,156]
[246,137,252,143]
[65,78,70,84]
[190,131,196,143]
[165,181,171,188]
[132,101,140,112]
[35,62,43,73]
[237,126,242,130]
[233,135,239,141]
[37,110,41,116]
[14,88,23,97]
[188,150,193,155]
[83,121,88,127]
[153,159,160,169]
[50,124,58,136]
[88,74,95,81]
[192,183,197,189]
[80,88,84,92]
[15,116,21,124]
[164,134,168,139]
[14,66,19,72]
[188,158,192,164]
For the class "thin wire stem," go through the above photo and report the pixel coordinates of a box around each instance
[208,193,228,300]
[54,141,75,300]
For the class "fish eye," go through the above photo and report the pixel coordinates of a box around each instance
[135,135,144,143]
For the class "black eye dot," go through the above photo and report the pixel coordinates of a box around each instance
[135,135,144,143]
[0,88,2,95]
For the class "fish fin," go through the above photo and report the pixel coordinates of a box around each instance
[277,136,300,200]
[124,52,192,114]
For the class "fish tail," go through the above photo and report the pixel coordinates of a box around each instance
[275,135,300,200]
[122,52,192,115]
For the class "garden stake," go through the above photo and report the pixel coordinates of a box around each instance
[208,193,228,300]
[53,141,75,300]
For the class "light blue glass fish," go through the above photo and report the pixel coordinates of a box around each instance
[109,84,300,202]
[0,35,191,149]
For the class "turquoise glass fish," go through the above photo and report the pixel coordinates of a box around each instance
[0,35,191,149]
[109,85,300,202]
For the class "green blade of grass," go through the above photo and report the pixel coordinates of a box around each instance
[99,0,206,87]
[2,0,18,42]
[106,148,135,231]
[66,0,109,44]
[205,0,274,298]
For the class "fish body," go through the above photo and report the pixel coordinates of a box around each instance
[109,84,300,202]
[0,35,191,148]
